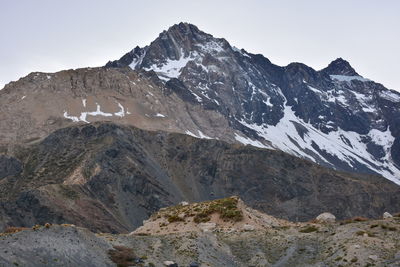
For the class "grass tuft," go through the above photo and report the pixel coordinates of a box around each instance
[299,225,319,233]
[108,246,136,267]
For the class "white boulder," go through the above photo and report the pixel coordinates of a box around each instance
[242,224,255,231]
[179,201,189,206]
[316,212,336,223]
[383,212,393,219]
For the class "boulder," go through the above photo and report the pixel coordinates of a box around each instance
[199,222,216,232]
[368,255,378,261]
[316,212,336,223]
[383,212,393,219]
[179,201,189,206]
[242,224,255,231]
[163,261,177,266]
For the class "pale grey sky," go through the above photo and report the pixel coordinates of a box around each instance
[1,0,399,90]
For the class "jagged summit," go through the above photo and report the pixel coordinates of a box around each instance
[106,22,233,78]
[164,22,203,36]
[322,57,359,76]
[107,23,365,76]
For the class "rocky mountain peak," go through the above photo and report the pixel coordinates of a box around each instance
[164,22,202,37]
[322,57,359,76]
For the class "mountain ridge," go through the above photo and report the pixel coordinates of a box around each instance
[105,22,400,184]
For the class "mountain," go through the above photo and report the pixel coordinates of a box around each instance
[2,21,400,267]
[1,22,400,232]
[106,22,400,184]
[0,122,399,233]
[1,198,399,267]
[2,23,399,183]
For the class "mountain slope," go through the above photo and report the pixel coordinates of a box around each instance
[107,22,400,184]
[0,122,399,233]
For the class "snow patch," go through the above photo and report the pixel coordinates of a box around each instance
[197,130,212,139]
[63,102,126,123]
[237,96,400,184]
[129,51,146,70]
[184,130,198,138]
[196,40,224,54]
[379,90,400,102]
[350,91,375,113]
[307,85,322,94]
[144,48,193,80]
[114,102,125,117]
[330,75,370,82]
[234,133,269,149]
[184,130,212,140]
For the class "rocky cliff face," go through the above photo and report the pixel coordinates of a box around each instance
[107,22,400,184]
[0,123,399,233]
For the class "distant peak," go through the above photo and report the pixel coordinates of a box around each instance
[322,58,359,76]
[165,22,202,36]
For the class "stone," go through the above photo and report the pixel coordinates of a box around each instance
[163,261,177,266]
[383,212,393,219]
[242,224,255,231]
[189,262,199,267]
[179,201,189,206]
[368,255,378,261]
[199,222,216,232]
[316,212,336,223]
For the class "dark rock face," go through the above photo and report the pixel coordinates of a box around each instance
[1,123,399,233]
[0,155,22,179]
[106,22,400,184]
[321,58,359,76]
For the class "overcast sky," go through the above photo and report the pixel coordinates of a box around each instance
[1,0,399,90]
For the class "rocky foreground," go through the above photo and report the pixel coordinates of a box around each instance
[0,197,399,267]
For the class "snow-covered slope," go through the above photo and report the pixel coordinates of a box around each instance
[106,23,400,184]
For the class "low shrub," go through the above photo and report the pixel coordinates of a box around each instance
[167,215,184,223]
[340,216,368,225]
[299,225,319,233]
[108,246,136,267]
[3,227,29,234]
[355,230,365,236]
